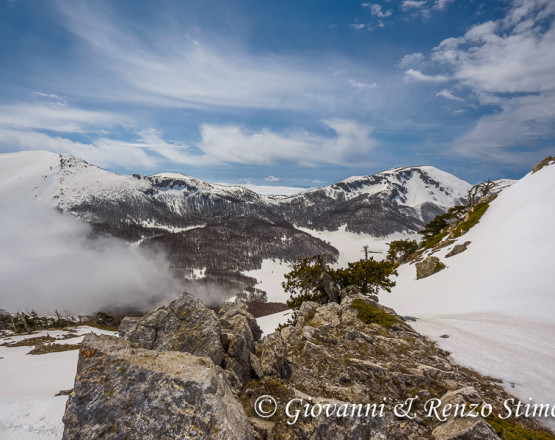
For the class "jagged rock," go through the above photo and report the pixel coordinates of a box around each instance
[250,353,264,379]
[432,418,500,440]
[255,332,291,379]
[241,296,552,439]
[311,302,342,327]
[416,256,446,279]
[446,241,470,258]
[218,300,262,384]
[62,334,254,440]
[118,291,224,365]
[532,155,554,173]
[296,301,319,327]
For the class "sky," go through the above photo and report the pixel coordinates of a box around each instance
[0,0,554,187]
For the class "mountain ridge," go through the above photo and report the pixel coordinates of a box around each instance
[0,150,471,301]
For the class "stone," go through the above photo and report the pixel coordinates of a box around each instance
[62,334,254,440]
[255,332,291,379]
[119,291,224,365]
[250,353,264,379]
[416,256,446,279]
[218,300,262,384]
[432,418,500,440]
[446,242,470,258]
[249,417,275,440]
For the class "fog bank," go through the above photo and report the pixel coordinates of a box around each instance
[0,202,183,314]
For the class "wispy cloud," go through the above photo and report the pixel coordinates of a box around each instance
[33,91,68,107]
[197,120,377,167]
[404,68,450,82]
[436,89,464,101]
[349,23,365,30]
[0,118,378,169]
[52,2,352,112]
[349,79,377,90]
[264,175,281,182]
[0,103,126,133]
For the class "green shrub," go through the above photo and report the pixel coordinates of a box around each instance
[387,239,419,263]
[485,413,555,440]
[350,298,399,329]
[452,202,489,238]
[423,230,449,249]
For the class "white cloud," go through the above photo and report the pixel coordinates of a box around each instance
[398,52,426,69]
[349,23,365,30]
[429,0,555,160]
[401,1,427,10]
[0,118,378,169]
[349,79,377,90]
[401,0,453,15]
[404,68,450,82]
[53,2,354,112]
[432,3,555,93]
[33,91,68,107]
[436,89,464,101]
[433,0,454,11]
[197,120,377,167]
[264,175,281,182]
[366,4,392,18]
[0,103,124,134]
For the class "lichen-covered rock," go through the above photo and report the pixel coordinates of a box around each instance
[241,296,552,439]
[218,300,262,384]
[432,418,500,440]
[255,332,291,379]
[62,334,254,440]
[119,291,224,365]
[416,256,446,279]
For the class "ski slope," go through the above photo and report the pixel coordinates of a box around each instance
[382,163,555,428]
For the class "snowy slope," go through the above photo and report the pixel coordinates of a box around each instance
[0,327,117,440]
[381,163,555,427]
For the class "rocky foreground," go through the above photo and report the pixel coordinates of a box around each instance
[62,291,554,439]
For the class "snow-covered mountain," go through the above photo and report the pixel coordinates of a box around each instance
[0,150,470,299]
[277,165,470,235]
[381,158,555,428]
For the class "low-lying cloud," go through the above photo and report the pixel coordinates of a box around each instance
[0,202,183,314]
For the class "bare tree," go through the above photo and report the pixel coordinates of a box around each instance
[467,179,499,206]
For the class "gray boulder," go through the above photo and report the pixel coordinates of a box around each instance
[446,241,471,258]
[218,300,262,384]
[119,291,224,365]
[416,256,446,279]
[62,334,254,440]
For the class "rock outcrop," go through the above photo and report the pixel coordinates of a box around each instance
[242,294,551,439]
[218,300,262,386]
[63,291,553,440]
[446,241,470,258]
[416,255,446,279]
[62,334,254,440]
[119,292,225,365]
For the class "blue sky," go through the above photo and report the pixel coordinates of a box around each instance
[1,0,554,187]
